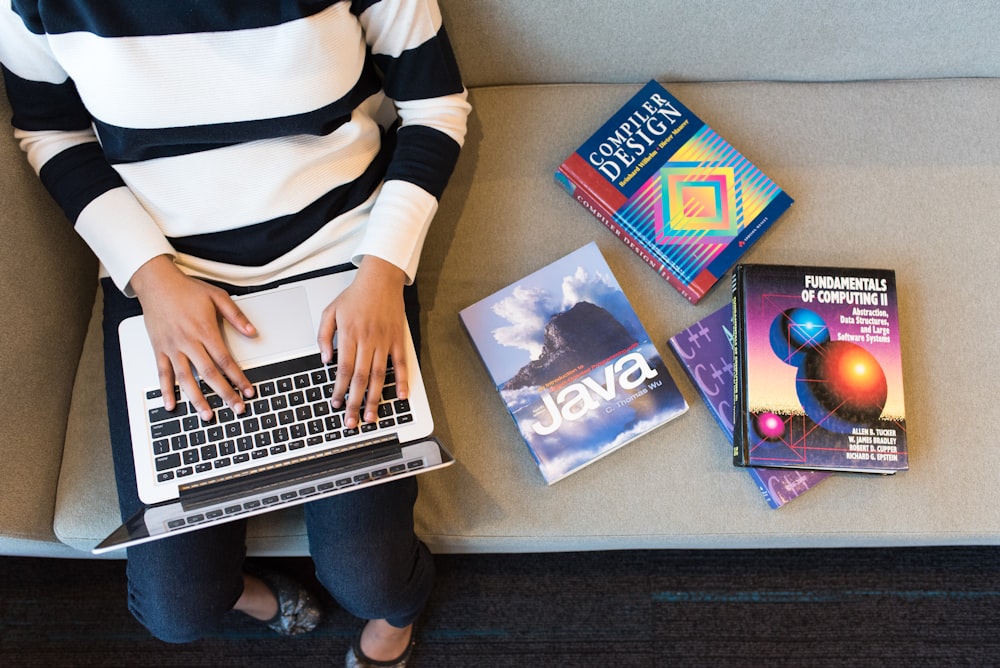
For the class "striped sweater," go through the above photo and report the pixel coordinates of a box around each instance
[0,0,470,292]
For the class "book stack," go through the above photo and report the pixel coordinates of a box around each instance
[460,80,908,503]
[668,305,833,508]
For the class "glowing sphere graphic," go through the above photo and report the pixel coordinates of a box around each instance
[796,341,888,433]
[770,308,830,366]
[753,411,786,441]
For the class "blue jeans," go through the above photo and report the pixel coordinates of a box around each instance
[101,268,433,643]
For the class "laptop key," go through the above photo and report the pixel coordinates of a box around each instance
[150,420,181,439]
[155,453,181,471]
[149,404,187,423]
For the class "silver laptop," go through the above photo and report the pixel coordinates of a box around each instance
[93,268,452,554]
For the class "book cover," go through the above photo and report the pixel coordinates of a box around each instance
[459,242,689,484]
[555,80,793,304]
[668,305,831,508]
[732,264,908,473]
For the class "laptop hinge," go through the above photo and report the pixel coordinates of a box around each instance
[176,433,402,509]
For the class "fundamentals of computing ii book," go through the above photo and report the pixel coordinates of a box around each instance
[732,264,908,474]
[556,80,793,304]
[459,242,689,484]
[668,305,831,508]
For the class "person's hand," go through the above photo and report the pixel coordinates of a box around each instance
[317,256,409,429]
[130,255,257,420]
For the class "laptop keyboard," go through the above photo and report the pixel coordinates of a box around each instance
[145,353,413,483]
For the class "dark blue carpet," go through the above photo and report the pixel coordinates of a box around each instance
[2,547,998,666]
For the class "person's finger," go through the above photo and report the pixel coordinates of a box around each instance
[331,335,355,412]
[155,352,178,411]
[391,341,409,403]
[317,303,337,366]
[213,295,256,403]
[197,342,247,416]
[171,351,213,421]
[362,350,388,425]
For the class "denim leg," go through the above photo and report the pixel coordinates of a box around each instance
[102,279,248,643]
[124,525,248,643]
[305,477,434,628]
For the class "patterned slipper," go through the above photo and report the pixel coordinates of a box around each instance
[345,624,415,667]
[248,566,323,636]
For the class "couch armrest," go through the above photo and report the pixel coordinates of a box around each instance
[0,80,98,553]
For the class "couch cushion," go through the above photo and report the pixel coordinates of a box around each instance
[55,79,1000,554]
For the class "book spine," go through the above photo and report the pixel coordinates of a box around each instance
[745,468,782,509]
[557,155,703,304]
[731,266,750,466]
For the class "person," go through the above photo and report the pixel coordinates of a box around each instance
[1,1,470,665]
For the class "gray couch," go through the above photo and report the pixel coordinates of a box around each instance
[2,1,998,558]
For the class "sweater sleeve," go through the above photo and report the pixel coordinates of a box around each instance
[0,7,174,294]
[351,0,471,282]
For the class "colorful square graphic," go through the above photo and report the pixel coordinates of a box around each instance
[656,166,739,245]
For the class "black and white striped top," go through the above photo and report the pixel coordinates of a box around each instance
[1,0,470,291]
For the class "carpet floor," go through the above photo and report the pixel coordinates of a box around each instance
[2,547,998,667]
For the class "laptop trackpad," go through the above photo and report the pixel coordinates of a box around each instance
[222,286,316,364]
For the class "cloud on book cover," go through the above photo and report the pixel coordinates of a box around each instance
[490,263,640,360]
[535,413,669,482]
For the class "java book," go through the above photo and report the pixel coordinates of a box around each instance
[555,80,793,304]
[459,242,688,485]
[732,264,908,474]
[668,305,831,508]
